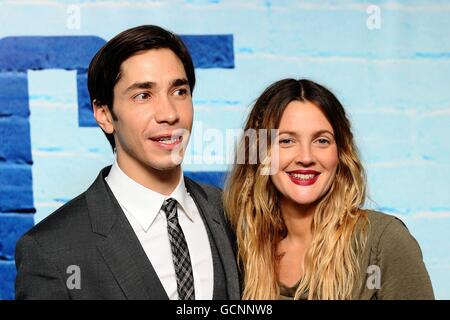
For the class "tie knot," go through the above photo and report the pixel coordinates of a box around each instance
[162,198,178,220]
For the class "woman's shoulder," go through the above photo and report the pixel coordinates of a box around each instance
[364,209,406,233]
[358,210,434,299]
[362,209,419,255]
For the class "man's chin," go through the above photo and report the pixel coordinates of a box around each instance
[146,148,185,167]
[148,160,182,172]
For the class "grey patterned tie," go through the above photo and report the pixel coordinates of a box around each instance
[161,198,195,300]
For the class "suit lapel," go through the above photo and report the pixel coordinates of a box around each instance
[96,216,168,300]
[185,177,240,300]
[86,167,168,300]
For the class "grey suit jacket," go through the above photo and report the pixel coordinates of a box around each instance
[15,166,240,300]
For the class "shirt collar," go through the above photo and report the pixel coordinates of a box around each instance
[105,160,195,232]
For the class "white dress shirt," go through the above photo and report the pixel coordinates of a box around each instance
[105,161,214,300]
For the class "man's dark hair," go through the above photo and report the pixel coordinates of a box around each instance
[87,25,196,151]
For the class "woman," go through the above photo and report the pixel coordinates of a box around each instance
[224,79,434,300]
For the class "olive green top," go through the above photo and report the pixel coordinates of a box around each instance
[279,210,434,300]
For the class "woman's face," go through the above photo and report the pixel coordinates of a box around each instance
[270,100,339,207]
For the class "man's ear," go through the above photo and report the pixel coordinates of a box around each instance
[93,100,115,134]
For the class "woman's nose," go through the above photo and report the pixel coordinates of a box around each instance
[294,144,316,167]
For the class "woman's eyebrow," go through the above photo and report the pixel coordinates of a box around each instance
[314,130,335,137]
[278,129,334,137]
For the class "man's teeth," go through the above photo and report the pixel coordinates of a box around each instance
[288,173,317,180]
[157,137,180,144]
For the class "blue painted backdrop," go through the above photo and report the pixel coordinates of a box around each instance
[0,0,449,300]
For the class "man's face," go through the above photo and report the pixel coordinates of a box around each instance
[110,48,193,171]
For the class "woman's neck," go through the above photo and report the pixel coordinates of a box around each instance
[279,197,315,246]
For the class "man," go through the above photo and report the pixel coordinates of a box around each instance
[15,25,240,300]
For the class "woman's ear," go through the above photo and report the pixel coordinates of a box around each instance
[93,100,114,134]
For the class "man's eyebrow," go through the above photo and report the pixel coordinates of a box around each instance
[124,78,189,94]
[124,81,155,93]
[170,78,189,88]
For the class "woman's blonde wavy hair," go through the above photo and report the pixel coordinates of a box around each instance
[224,79,369,300]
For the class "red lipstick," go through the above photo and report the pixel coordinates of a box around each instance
[285,170,320,186]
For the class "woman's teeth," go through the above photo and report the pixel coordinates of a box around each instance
[288,173,316,180]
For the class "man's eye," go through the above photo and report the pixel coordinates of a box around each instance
[133,92,151,101]
[174,88,188,96]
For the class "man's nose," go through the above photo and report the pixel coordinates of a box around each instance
[154,95,179,125]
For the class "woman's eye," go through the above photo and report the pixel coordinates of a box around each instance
[133,92,151,101]
[279,138,292,145]
[316,138,330,145]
